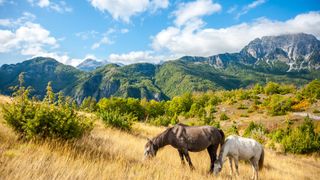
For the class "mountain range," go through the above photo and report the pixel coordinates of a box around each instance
[0,33,319,103]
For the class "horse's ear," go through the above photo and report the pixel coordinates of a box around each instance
[147,138,151,142]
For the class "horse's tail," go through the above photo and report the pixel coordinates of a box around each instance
[259,148,264,170]
[218,129,225,146]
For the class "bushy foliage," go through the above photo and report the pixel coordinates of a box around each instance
[80,96,97,112]
[98,97,144,120]
[270,117,320,154]
[264,95,294,116]
[99,110,134,131]
[243,121,268,144]
[227,121,239,135]
[167,93,193,116]
[148,115,178,127]
[301,79,320,100]
[140,99,165,119]
[264,82,281,95]
[1,75,93,140]
[220,113,230,121]
[264,82,295,95]
[237,104,248,109]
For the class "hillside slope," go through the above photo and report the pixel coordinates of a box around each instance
[1,33,320,101]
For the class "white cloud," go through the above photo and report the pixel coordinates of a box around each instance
[173,0,221,27]
[38,0,49,7]
[227,5,237,14]
[75,30,98,40]
[152,11,320,57]
[0,12,36,27]
[121,28,129,34]
[236,0,266,19]
[0,22,57,54]
[91,36,113,49]
[0,13,82,66]
[28,0,72,13]
[89,0,169,22]
[108,51,167,64]
[84,54,98,60]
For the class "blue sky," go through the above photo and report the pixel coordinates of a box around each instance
[0,0,319,66]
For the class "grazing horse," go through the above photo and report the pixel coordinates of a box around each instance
[213,135,264,180]
[144,123,225,173]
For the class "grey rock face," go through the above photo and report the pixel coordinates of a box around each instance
[241,33,320,71]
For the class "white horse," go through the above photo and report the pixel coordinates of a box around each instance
[213,135,264,180]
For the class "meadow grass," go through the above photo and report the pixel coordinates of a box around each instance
[0,95,319,179]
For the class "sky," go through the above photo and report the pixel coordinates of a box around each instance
[0,0,320,66]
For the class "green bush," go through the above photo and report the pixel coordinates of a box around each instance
[265,95,293,116]
[313,109,320,114]
[270,117,320,154]
[281,117,319,154]
[264,82,281,95]
[2,77,92,140]
[80,96,97,112]
[148,115,172,126]
[301,79,320,100]
[243,122,268,144]
[220,113,230,121]
[99,110,134,131]
[98,97,144,120]
[201,115,215,125]
[226,121,239,135]
[237,104,248,109]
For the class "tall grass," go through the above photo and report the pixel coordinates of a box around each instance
[0,118,319,179]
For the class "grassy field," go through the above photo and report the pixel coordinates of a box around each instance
[0,95,320,180]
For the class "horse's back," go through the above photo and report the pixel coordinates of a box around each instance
[225,135,263,160]
[172,124,222,151]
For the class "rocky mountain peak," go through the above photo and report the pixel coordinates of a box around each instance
[76,59,108,71]
[241,33,320,70]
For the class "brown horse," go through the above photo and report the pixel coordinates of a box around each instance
[144,123,225,173]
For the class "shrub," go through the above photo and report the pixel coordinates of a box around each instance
[243,121,267,137]
[243,122,268,144]
[237,104,248,109]
[98,97,144,120]
[2,77,92,140]
[220,113,230,121]
[227,121,239,135]
[80,96,97,112]
[281,117,320,154]
[291,100,310,112]
[240,113,249,117]
[270,117,320,154]
[264,82,281,95]
[252,84,263,94]
[313,109,320,114]
[148,115,172,127]
[301,79,320,100]
[265,95,293,116]
[99,111,134,131]
[201,115,215,125]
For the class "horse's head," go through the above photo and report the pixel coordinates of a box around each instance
[144,138,156,159]
[213,160,222,175]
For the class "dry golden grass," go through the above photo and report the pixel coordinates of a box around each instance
[0,94,319,179]
[0,114,319,180]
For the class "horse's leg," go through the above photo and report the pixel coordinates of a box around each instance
[253,160,259,180]
[183,150,195,170]
[178,149,185,165]
[234,156,239,176]
[228,157,234,176]
[206,145,216,173]
[250,158,259,180]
